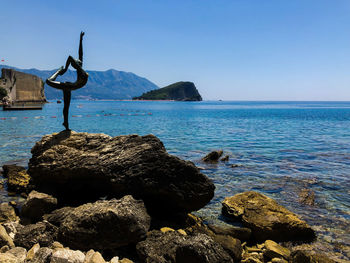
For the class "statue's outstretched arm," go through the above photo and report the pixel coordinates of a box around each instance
[79,31,84,63]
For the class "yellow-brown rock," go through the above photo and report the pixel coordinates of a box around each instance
[222,191,316,242]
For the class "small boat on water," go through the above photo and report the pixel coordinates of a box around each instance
[57,100,62,104]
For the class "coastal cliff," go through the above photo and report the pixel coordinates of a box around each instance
[0,68,46,103]
[133,81,202,101]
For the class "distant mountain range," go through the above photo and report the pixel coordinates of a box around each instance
[0,65,159,100]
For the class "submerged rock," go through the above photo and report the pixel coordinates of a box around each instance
[222,191,316,242]
[28,131,215,213]
[2,165,30,193]
[290,250,336,263]
[56,195,150,250]
[202,150,223,162]
[298,188,315,206]
[21,191,57,222]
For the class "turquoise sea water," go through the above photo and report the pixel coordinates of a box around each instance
[0,100,350,260]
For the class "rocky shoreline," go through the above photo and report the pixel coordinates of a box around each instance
[0,132,339,262]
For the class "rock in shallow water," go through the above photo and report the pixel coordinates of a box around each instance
[222,191,316,242]
[28,131,215,213]
[2,165,30,193]
[50,195,150,250]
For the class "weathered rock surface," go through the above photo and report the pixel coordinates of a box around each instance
[6,247,27,262]
[0,252,20,263]
[21,191,57,222]
[263,240,290,260]
[55,195,150,250]
[0,225,15,248]
[29,247,52,263]
[222,191,316,242]
[202,150,223,162]
[84,250,106,263]
[14,221,58,249]
[0,203,18,223]
[51,248,85,263]
[175,233,233,263]
[2,165,30,193]
[212,234,242,262]
[208,224,252,241]
[136,230,187,262]
[28,132,215,213]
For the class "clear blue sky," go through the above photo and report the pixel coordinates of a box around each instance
[1,0,349,100]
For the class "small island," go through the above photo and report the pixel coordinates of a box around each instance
[133,81,202,101]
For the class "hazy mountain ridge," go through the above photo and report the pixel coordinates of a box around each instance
[0,65,159,100]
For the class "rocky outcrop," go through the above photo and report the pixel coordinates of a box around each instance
[2,165,30,193]
[202,150,223,163]
[0,68,46,103]
[28,131,215,213]
[14,221,58,249]
[51,195,150,250]
[175,233,234,263]
[136,230,187,262]
[222,191,316,242]
[133,81,202,101]
[21,191,57,222]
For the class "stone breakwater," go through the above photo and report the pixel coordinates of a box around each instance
[0,132,337,263]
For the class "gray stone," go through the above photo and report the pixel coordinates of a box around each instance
[21,190,57,222]
[29,247,53,263]
[50,248,85,263]
[222,191,316,242]
[56,195,150,250]
[28,132,215,213]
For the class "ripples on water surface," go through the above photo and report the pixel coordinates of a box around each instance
[0,101,349,260]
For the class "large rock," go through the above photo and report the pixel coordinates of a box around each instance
[14,221,58,249]
[136,230,187,262]
[2,165,30,193]
[222,191,316,242]
[0,225,15,248]
[28,132,215,213]
[55,195,150,250]
[175,233,234,263]
[21,190,57,222]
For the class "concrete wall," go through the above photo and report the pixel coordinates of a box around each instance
[0,68,46,103]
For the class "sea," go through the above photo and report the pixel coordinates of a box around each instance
[0,100,349,261]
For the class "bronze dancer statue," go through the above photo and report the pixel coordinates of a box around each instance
[46,31,89,130]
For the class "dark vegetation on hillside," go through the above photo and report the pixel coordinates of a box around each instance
[133,81,202,101]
